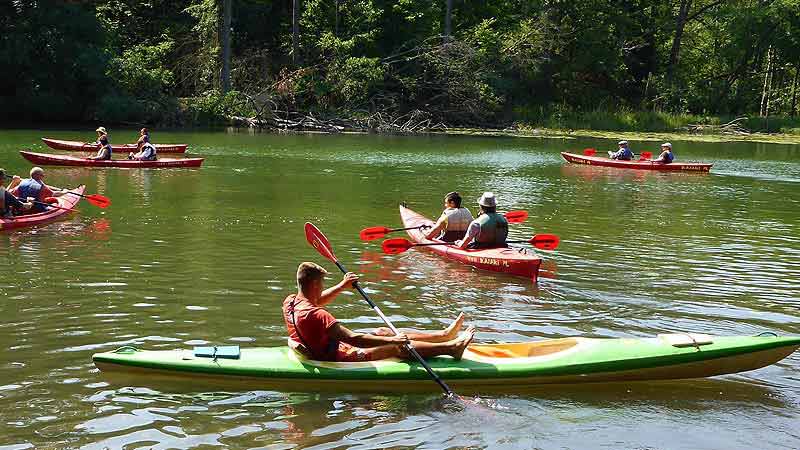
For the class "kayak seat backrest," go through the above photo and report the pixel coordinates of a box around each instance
[467,338,578,359]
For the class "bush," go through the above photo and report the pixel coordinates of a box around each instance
[181,90,253,126]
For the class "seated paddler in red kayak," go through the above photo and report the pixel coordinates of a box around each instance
[0,169,33,217]
[128,128,157,161]
[455,192,509,249]
[608,140,634,160]
[88,127,112,161]
[9,167,67,213]
[423,191,474,242]
[283,262,475,362]
[651,142,674,163]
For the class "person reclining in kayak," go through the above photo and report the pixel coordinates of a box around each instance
[651,142,674,163]
[424,191,474,242]
[455,192,508,249]
[9,167,66,213]
[283,262,474,362]
[128,128,157,161]
[608,140,634,160]
[88,127,112,161]
[0,169,33,217]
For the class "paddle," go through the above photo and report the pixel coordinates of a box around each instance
[65,191,111,208]
[305,222,457,398]
[359,210,530,241]
[583,148,653,160]
[381,234,560,254]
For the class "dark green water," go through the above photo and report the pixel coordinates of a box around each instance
[1,129,798,449]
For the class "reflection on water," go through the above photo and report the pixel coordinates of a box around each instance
[0,130,798,449]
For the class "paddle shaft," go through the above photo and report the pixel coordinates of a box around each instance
[331,259,455,397]
[30,199,76,212]
[410,239,538,248]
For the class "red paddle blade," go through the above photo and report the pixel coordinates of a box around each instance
[641,151,653,159]
[43,197,58,204]
[583,148,597,156]
[381,238,414,254]
[85,194,111,208]
[504,210,528,223]
[359,226,391,241]
[305,222,338,263]
[530,234,560,250]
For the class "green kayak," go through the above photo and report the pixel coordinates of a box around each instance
[92,334,799,392]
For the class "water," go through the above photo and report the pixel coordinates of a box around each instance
[0,129,798,449]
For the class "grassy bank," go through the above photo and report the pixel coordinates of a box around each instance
[514,109,800,135]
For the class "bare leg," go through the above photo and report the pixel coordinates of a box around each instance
[373,312,465,343]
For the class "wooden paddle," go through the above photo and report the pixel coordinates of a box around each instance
[381,234,560,254]
[305,222,458,398]
[360,210,530,241]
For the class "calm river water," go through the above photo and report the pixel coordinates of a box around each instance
[0,129,798,449]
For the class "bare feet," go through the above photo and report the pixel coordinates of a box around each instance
[451,326,475,361]
[443,312,465,340]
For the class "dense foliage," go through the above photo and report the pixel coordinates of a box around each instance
[2,0,799,131]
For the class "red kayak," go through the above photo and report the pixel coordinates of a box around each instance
[400,205,541,282]
[20,151,204,168]
[1,185,84,231]
[561,152,712,172]
[42,138,188,154]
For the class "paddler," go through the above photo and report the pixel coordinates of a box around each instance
[456,192,508,249]
[424,191,474,242]
[9,167,65,213]
[608,140,633,160]
[88,127,112,160]
[0,169,33,217]
[128,128,157,161]
[652,142,674,163]
[283,262,474,362]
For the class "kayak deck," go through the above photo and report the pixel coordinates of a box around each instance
[399,205,541,282]
[20,150,204,168]
[0,185,85,231]
[92,335,800,392]
[42,138,187,154]
[561,152,712,172]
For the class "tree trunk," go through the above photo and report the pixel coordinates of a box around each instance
[444,0,453,42]
[791,61,799,117]
[666,0,692,86]
[760,46,772,117]
[292,0,300,65]
[335,0,339,36]
[221,0,232,93]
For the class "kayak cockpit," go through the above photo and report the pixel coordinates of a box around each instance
[464,338,581,361]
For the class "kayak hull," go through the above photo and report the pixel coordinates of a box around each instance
[399,205,541,282]
[20,151,204,168]
[42,138,187,154]
[561,152,712,172]
[0,185,84,231]
[92,335,800,392]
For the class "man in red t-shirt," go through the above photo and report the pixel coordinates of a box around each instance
[283,262,474,362]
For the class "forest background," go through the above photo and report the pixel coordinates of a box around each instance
[2,0,799,134]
